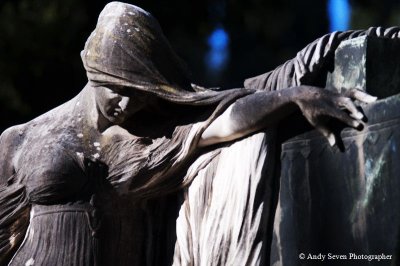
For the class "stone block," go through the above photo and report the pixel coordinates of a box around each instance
[326,35,400,99]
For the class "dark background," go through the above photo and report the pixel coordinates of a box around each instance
[1,0,400,132]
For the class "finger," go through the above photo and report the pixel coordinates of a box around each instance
[337,97,364,120]
[346,89,377,103]
[315,123,336,146]
[326,107,362,129]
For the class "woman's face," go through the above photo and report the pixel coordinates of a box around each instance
[95,86,148,124]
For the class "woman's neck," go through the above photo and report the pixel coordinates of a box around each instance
[78,84,112,133]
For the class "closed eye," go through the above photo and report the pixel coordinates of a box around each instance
[108,86,152,103]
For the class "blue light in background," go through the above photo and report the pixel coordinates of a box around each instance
[328,0,351,32]
[205,27,230,71]
[208,27,229,50]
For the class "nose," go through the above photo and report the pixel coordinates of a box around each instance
[118,96,130,111]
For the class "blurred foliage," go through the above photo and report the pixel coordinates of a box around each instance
[0,0,399,131]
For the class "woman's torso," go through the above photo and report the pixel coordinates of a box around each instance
[7,108,171,266]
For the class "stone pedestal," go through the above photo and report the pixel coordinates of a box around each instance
[270,36,400,266]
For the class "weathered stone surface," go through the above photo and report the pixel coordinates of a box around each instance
[327,35,400,99]
[271,37,400,266]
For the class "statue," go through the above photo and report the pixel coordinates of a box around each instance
[0,2,388,266]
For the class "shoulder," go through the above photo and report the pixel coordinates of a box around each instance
[0,124,28,184]
[0,124,27,149]
[0,123,28,166]
[102,125,134,142]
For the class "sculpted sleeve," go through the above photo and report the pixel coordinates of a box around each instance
[244,27,400,91]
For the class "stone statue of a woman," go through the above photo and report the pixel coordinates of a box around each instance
[0,2,378,265]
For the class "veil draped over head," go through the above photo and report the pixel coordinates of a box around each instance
[81,1,250,105]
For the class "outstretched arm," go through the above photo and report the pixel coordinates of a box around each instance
[199,86,376,147]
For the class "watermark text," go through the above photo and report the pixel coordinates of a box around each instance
[298,252,392,262]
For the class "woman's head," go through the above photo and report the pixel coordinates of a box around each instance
[81,2,193,100]
[81,2,245,106]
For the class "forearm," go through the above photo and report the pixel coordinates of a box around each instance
[199,88,298,146]
[199,86,373,147]
[229,89,298,133]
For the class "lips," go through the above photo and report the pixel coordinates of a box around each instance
[112,108,123,117]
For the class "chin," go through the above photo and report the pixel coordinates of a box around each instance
[106,115,126,125]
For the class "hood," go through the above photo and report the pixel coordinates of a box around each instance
[81,2,250,105]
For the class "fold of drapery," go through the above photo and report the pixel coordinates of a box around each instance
[173,132,275,266]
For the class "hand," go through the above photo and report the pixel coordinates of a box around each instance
[292,86,377,146]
